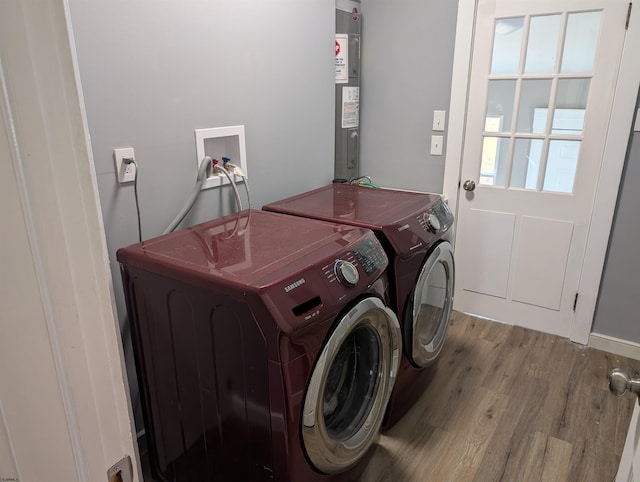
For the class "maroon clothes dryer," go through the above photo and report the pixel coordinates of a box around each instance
[117,210,401,481]
[264,184,455,428]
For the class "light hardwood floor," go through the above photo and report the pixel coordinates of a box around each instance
[360,311,639,482]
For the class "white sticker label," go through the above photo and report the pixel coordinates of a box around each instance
[341,86,359,128]
[335,34,349,84]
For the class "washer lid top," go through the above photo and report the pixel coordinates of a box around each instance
[264,184,453,258]
[116,209,377,289]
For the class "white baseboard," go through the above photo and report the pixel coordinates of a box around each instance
[588,333,640,361]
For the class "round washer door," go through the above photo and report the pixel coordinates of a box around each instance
[405,240,455,368]
[301,296,401,475]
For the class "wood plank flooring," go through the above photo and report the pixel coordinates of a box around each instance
[360,312,639,482]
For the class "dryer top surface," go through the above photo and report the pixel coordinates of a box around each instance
[264,185,453,258]
[263,184,444,229]
[116,209,378,290]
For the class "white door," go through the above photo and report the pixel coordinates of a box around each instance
[618,403,640,482]
[454,0,630,339]
[0,1,140,480]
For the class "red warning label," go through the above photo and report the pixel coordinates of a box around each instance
[335,34,348,84]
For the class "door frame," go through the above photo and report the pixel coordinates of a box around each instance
[443,0,640,344]
[1,0,140,479]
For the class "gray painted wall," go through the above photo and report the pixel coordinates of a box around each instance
[69,0,335,428]
[592,98,640,343]
[359,0,459,193]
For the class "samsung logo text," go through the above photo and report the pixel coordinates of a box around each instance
[284,278,306,292]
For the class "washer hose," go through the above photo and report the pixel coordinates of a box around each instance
[162,156,211,234]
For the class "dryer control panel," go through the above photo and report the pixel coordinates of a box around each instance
[383,197,454,258]
[416,200,453,235]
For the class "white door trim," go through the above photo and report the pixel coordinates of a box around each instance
[0,0,140,479]
[1,59,88,479]
[443,0,476,229]
[444,0,640,344]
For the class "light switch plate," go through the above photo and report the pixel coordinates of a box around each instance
[430,135,444,156]
[433,110,446,131]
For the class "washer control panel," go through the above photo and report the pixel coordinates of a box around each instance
[352,238,386,275]
[271,231,390,330]
[321,237,386,287]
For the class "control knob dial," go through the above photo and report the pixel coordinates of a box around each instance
[335,260,359,287]
[424,213,441,233]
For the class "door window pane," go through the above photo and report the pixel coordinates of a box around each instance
[553,78,590,134]
[480,136,510,187]
[561,11,602,73]
[485,116,502,134]
[543,140,581,193]
[481,11,601,195]
[491,17,525,74]
[516,79,552,133]
[524,15,561,74]
[511,138,543,189]
[486,80,516,133]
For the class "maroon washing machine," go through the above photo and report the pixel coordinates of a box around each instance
[117,210,401,481]
[264,184,455,428]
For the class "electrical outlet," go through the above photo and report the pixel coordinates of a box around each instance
[114,147,136,183]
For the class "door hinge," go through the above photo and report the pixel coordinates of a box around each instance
[626,2,632,29]
[573,293,579,311]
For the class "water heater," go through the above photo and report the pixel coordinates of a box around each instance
[335,2,361,181]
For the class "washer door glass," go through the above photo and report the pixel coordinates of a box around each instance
[405,240,455,368]
[323,323,381,440]
[301,296,401,475]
